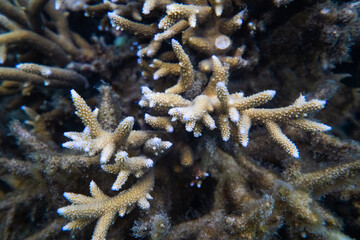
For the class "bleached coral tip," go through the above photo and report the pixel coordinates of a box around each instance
[100,156,108,164]
[324,125,332,131]
[70,89,80,99]
[107,11,116,18]
[152,137,161,143]
[146,193,153,199]
[41,68,52,77]
[62,225,70,231]
[167,126,174,133]
[267,90,276,97]
[62,142,72,148]
[90,180,96,188]
[141,86,151,94]
[241,141,248,147]
[145,159,154,167]
[57,207,65,215]
[211,55,219,61]
[216,82,226,88]
[146,49,153,56]
[194,132,201,137]
[63,192,71,199]
[171,39,179,45]
[125,116,135,122]
[153,74,159,80]
[138,100,147,107]
[166,142,173,148]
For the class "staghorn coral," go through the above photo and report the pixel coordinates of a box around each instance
[58,170,155,240]
[0,0,94,90]
[1,0,360,240]
[58,89,171,239]
[140,51,330,158]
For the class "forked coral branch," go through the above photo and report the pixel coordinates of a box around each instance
[58,170,154,240]
[140,53,331,158]
[62,89,134,163]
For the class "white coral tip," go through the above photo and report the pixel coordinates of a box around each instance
[142,8,150,14]
[70,89,79,98]
[62,142,73,148]
[116,151,128,159]
[62,224,70,231]
[41,68,52,77]
[138,198,150,209]
[223,135,230,141]
[100,155,109,164]
[119,209,126,217]
[141,86,152,94]
[216,81,226,88]
[107,11,116,19]
[193,132,201,137]
[63,192,72,200]
[89,180,96,189]
[319,99,327,106]
[145,159,154,167]
[57,207,66,215]
[266,90,276,98]
[324,125,332,131]
[212,55,219,61]
[167,126,174,133]
[163,141,172,149]
[171,39,179,46]
[138,100,147,107]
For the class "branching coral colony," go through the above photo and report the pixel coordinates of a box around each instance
[1,0,360,240]
[0,0,95,91]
